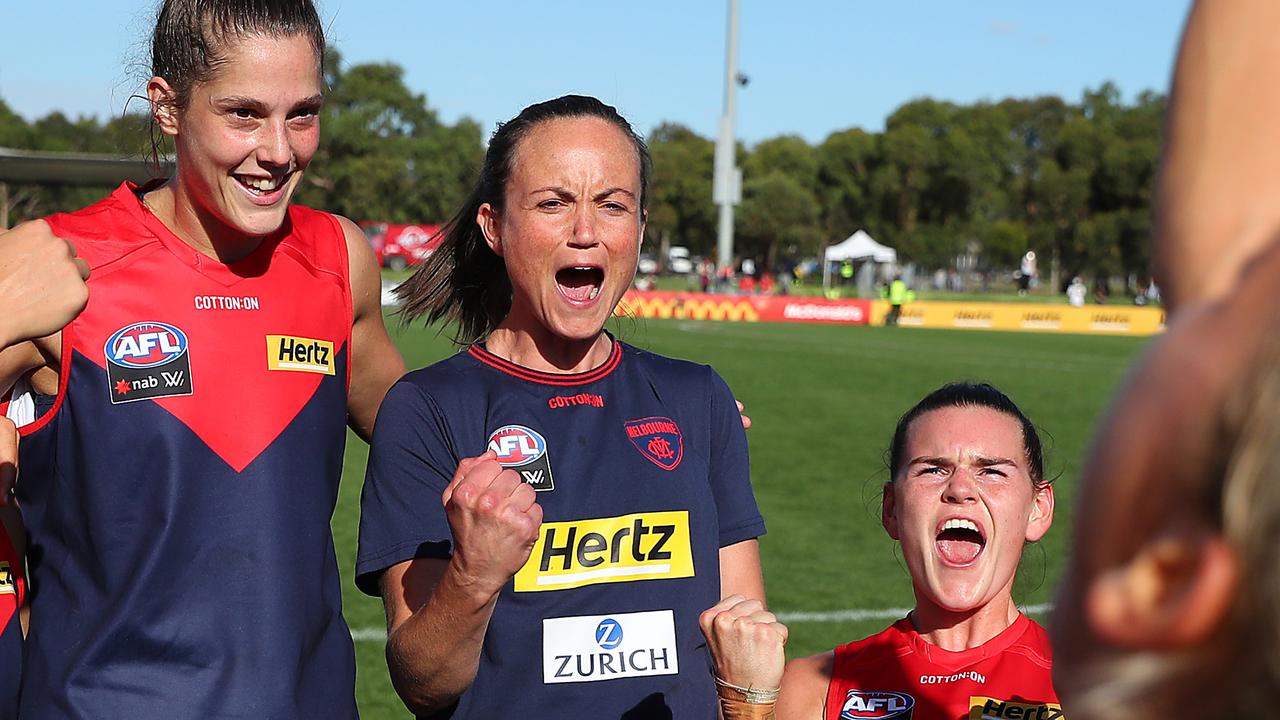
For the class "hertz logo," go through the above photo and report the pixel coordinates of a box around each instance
[514,511,693,592]
[968,697,1064,720]
[266,335,335,375]
[617,297,759,322]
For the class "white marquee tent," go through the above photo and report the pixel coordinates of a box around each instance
[823,230,896,290]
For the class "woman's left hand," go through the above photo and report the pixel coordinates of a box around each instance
[699,594,787,691]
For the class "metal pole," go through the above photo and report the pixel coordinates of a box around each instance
[713,0,741,284]
[0,182,8,229]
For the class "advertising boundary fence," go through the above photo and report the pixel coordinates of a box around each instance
[616,291,1165,337]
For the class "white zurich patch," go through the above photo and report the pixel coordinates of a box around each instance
[542,609,678,684]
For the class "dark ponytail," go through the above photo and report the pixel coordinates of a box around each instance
[397,94,651,345]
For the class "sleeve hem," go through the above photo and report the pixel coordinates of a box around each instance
[354,538,452,596]
[718,517,766,548]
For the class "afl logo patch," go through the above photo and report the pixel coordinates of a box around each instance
[106,322,188,368]
[841,690,914,719]
[623,417,684,471]
[487,425,555,492]
[104,321,194,404]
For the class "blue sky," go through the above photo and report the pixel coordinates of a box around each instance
[0,1,1192,145]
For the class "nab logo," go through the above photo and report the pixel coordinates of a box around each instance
[487,425,555,492]
[106,322,188,368]
[841,691,914,719]
[595,618,623,650]
[105,321,195,404]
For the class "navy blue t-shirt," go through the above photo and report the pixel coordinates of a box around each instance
[357,340,765,719]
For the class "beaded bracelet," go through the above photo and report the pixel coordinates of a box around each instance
[713,675,781,704]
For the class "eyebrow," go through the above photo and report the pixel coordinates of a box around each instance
[907,455,1018,467]
[529,186,637,202]
[214,94,324,111]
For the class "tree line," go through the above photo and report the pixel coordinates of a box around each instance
[1,50,1161,290]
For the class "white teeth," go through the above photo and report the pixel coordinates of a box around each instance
[589,287,600,300]
[943,519,979,533]
[240,176,283,192]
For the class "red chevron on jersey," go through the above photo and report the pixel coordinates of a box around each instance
[43,184,353,472]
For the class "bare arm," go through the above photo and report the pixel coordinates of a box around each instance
[720,538,765,603]
[1155,0,1280,311]
[775,652,835,720]
[339,216,405,441]
[379,454,541,715]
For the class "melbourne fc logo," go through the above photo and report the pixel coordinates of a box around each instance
[487,425,555,491]
[623,416,684,471]
[841,690,914,719]
[105,322,188,368]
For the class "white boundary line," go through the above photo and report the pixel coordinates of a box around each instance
[347,603,1053,643]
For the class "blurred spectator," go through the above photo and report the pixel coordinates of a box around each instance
[1067,277,1087,307]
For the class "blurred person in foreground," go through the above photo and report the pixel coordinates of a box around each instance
[701,382,1059,720]
[1154,0,1280,312]
[356,95,765,719]
[1051,233,1280,719]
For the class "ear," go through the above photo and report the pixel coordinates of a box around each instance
[147,76,180,137]
[1025,484,1055,543]
[881,483,900,540]
[638,209,648,248]
[1085,530,1237,650]
[477,203,502,257]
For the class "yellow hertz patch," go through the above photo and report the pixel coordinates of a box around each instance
[969,696,1065,719]
[514,511,694,592]
[0,561,14,595]
[266,335,335,375]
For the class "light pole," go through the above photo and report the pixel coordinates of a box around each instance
[712,0,742,284]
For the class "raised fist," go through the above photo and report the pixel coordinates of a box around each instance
[441,452,543,598]
[0,221,90,347]
[699,594,788,691]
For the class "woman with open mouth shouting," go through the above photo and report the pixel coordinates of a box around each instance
[701,383,1061,720]
[355,95,766,719]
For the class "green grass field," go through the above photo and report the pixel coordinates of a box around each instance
[337,317,1150,718]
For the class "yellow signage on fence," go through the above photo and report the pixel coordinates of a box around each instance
[870,301,1165,336]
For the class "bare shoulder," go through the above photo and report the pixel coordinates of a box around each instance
[333,215,380,317]
[777,650,835,720]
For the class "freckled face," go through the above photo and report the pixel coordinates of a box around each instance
[884,406,1052,614]
[165,33,322,240]
[482,116,645,343]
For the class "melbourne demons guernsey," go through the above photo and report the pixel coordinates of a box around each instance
[825,614,1062,720]
[16,183,357,718]
[0,528,24,720]
[358,340,765,719]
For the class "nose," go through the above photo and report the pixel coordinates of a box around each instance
[943,469,978,504]
[569,203,598,248]
[256,120,292,170]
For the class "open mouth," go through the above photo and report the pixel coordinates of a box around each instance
[555,265,604,303]
[935,518,986,566]
[234,173,289,196]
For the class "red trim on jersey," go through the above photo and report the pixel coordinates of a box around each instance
[18,325,73,439]
[468,340,622,386]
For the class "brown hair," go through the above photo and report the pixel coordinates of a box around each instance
[395,95,651,345]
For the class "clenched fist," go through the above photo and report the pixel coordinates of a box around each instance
[442,451,543,598]
[0,221,90,347]
[700,595,788,691]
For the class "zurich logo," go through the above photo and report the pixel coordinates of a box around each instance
[105,322,189,368]
[487,425,548,467]
[595,618,623,650]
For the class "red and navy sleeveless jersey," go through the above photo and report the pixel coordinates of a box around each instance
[15,183,357,718]
[824,615,1062,720]
[357,340,765,719]
[0,528,25,720]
